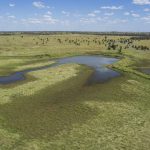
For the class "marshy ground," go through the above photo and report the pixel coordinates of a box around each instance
[0,33,150,150]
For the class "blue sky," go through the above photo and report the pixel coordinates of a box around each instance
[0,0,150,31]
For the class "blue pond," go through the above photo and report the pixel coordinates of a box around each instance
[0,56,120,85]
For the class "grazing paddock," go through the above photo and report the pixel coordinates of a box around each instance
[0,33,150,150]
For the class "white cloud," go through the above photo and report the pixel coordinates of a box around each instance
[124,12,130,15]
[97,17,102,21]
[80,16,108,24]
[93,10,101,14]
[107,19,128,24]
[101,6,123,10]
[141,15,150,23]
[28,18,42,24]
[104,12,114,16]
[32,1,45,9]
[87,10,101,17]
[47,11,52,15]
[8,15,16,19]
[133,0,150,5]
[132,13,140,17]
[88,13,96,17]
[73,13,82,18]
[43,14,51,18]
[124,11,140,17]
[43,15,58,24]
[61,20,70,26]
[21,14,58,25]
[144,8,150,11]
[80,18,97,24]
[9,3,15,7]
[62,11,70,17]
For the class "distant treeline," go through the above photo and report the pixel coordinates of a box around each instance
[0,31,150,37]
[130,36,150,40]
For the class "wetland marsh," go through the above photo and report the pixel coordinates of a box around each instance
[0,55,120,85]
[0,33,150,150]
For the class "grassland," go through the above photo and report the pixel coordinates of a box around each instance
[0,33,150,150]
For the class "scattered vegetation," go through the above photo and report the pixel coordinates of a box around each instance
[0,33,150,150]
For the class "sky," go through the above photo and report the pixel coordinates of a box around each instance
[0,0,150,31]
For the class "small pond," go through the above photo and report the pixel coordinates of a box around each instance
[0,55,120,85]
[139,68,150,75]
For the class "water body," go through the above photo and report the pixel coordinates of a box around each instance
[140,68,150,75]
[0,55,120,85]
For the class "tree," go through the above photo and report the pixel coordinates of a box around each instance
[118,46,122,54]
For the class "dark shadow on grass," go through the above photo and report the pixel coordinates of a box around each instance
[0,68,99,140]
[136,59,150,75]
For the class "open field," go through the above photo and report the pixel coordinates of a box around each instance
[0,33,150,150]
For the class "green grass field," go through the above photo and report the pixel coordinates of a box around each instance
[0,34,150,150]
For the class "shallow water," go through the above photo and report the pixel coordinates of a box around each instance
[58,56,120,84]
[140,68,150,75]
[0,55,120,85]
